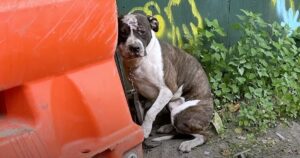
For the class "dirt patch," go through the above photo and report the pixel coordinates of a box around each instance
[143,120,300,158]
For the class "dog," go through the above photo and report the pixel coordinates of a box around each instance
[117,12,213,152]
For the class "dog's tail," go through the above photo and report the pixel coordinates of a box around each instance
[152,135,175,142]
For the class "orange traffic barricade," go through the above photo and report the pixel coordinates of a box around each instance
[0,0,144,157]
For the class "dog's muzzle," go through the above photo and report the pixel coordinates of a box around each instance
[129,44,141,55]
[127,43,146,58]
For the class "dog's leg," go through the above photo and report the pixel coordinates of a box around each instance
[152,135,175,142]
[142,87,172,138]
[170,100,200,125]
[178,134,205,152]
[157,124,174,134]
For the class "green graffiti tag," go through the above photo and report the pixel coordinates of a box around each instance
[130,0,203,48]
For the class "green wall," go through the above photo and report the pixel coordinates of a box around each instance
[117,0,300,46]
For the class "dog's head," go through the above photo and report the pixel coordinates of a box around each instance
[117,12,159,59]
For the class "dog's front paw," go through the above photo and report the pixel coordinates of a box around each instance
[142,122,152,138]
[178,141,193,152]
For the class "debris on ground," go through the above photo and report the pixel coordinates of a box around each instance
[234,128,243,134]
[228,103,240,112]
[204,151,210,155]
[275,132,285,141]
[233,149,251,158]
[212,111,224,134]
[144,120,300,158]
[237,136,246,140]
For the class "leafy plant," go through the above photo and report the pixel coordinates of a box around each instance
[184,10,300,131]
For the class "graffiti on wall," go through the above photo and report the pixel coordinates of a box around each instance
[129,0,203,48]
[273,0,300,32]
[123,0,300,46]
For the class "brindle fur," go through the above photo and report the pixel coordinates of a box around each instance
[161,41,213,135]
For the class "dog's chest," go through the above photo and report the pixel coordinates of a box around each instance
[130,51,165,100]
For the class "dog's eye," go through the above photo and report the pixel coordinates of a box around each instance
[138,29,146,35]
[120,26,130,36]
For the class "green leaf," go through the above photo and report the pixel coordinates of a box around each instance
[215,28,226,36]
[205,30,214,38]
[222,87,231,93]
[237,77,246,84]
[254,88,263,97]
[244,120,249,126]
[212,53,221,61]
[263,51,274,58]
[259,41,271,50]
[293,67,300,73]
[231,84,239,93]
[249,86,255,92]
[245,93,252,99]
[237,15,246,21]
[241,9,251,16]
[229,61,238,66]
[244,63,252,69]
[259,59,268,67]
[215,90,222,96]
[240,59,247,64]
[205,18,213,27]
[273,71,279,77]
[238,67,245,75]
[248,73,256,79]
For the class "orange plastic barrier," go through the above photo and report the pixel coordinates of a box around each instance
[0,0,143,157]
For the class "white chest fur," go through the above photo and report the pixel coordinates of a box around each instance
[131,31,165,99]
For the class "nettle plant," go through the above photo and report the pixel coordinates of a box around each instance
[184,10,300,131]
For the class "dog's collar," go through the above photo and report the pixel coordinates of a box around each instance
[128,67,137,90]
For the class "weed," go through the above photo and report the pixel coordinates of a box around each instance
[184,10,300,131]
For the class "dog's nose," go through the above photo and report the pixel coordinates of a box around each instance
[129,45,141,53]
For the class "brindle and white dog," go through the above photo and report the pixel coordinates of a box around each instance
[117,12,213,152]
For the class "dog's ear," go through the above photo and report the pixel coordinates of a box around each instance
[147,15,159,32]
